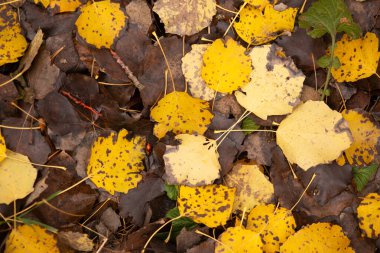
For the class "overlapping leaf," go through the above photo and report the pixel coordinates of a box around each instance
[215,226,263,252]
[34,0,84,13]
[357,193,380,238]
[0,131,5,163]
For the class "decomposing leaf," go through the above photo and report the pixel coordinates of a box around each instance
[34,0,85,13]
[357,193,380,238]
[178,184,235,227]
[276,101,353,170]
[224,164,274,212]
[0,131,5,163]
[182,44,215,101]
[201,38,252,93]
[352,164,379,192]
[215,226,263,253]
[87,129,145,194]
[150,92,213,139]
[163,134,220,186]
[247,204,296,253]
[153,0,216,36]
[75,0,127,48]
[234,4,297,45]
[5,225,59,253]
[58,231,94,252]
[235,44,305,120]
[281,223,354,252]
[336,109,380,166]
[0,150,37,205]
[331,32,380,82]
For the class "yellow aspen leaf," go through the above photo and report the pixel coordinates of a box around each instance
[245,0,271,10]
[34,0,84,13]
[234,4,298,45]
[281,223,354,253]
[0,150,37,205]
[277,101,353,170]
[215,226,263,253]
[0,131,5,163]
[87,129,145,195]
[163,134,220,186]
[357,193,380,238]
[225,164,274,213]
[332,32,380,82]
[153,0,216,36]
[150,92,213,139]
[75,1,127,49]
[235,44,304,120]
[337,110,380,166]
[5,225,59,253]
[201,38,252,93]
[247,204,296,253]
[182,44,216,101]
[178,184,235,228]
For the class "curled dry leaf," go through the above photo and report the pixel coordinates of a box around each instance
[357,193,380,238]
[215,226,263,253]
[235,44,305,120]
[164,134,220,186]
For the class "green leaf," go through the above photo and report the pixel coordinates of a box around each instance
[332,56,341,69]
[352,164,379,192]
[317,55,331,68]
[164,184,179,200]
[241,118,260,135]
[299,0,361,39]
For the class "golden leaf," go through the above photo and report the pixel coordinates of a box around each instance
[215,226,263,253]
[34,0,84,13]
[357,193,380,238]
[0,131,5,163]
[245,0,271,10]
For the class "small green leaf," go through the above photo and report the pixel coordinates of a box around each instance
[317,55,331,68]
[332,56,341,69]
[158,207,197,240]
[352,164,379,192]
[164,184,179,200]
[241,118,260,135]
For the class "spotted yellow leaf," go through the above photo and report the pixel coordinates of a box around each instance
[281,223,354,253]
[150,91,213,139]
[357,192,380,238]
[234,3,298,45]
[215,226,263,253]
[245,0,271,10]
[153,0,216,36]
[5,225,59,253]
[34,0,85,13]
[0,131,5,163]
[201,38,252,93]
[0,150,37,205]
[164,134,220,186]
[235,44,304,120]
[178,184,235,228]
[75,1,127,49]
[277,101,353,170]
[87,129,145,195]
[225,164,274,212]
[337,110,380,166]
[332,32,380,82]
[247,204,296,253]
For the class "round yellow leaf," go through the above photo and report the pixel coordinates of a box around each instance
[332,32,380,82]
[357,193,380,238]
[276,101,353,170]
[225,164,274,212]
[87,129,145,194]
[5,225,59,253]
[153,0,216,36]
[234,4,298,45]
[164,134,220,186]
[201,38,252,93]
[235,44,304,120]
[0,131,6,163]
[281,223,354,253]
[75,1,127,49]
[150,91,213,139]
[215,226,263,253]
[247,204,296,253]
[0,150,37,205]
[178,184,235,228]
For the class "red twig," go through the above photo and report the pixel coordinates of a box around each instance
[60,91,102,117]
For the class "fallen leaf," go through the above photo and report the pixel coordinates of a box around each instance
[75,0,127,49]
[87,129,145,194]
[5,225,59,253]
[332,32,380,82]
[280,223,354,252]
[276,100,353,170]
[247,204,296,252]
[0,150,37,205]
[242,132,276,166]
[233,3,297,45]
[178,184,235,228]
[97,207,121,233]
[225,164,274,212]
[245,0,270,10]
[357,192,380,238]
[352,164,379,192]
[153,0,216,36]
[187,239,215,253]
[34,0,85,14]
[215,226,263,253]
[235,44,305,120]
[201,38,252,93]
[0,131,5,163]
[150,92,213,139]
[58,231,94,252]
[125,0,152,34]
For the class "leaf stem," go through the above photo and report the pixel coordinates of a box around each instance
[321,36,336,100]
